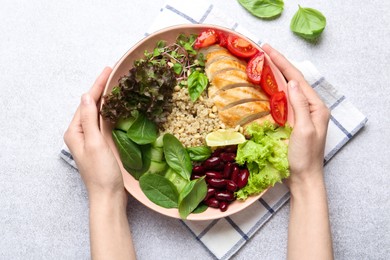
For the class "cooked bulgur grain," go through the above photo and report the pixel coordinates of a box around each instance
[161,86,225,147]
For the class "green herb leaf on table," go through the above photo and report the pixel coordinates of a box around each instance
[238,0,284,19]
[178,177,208,219]
[112,130,143,171]
[186,146,212,162]
[127,113,158,145]
[163,134,192,181]
[139,174,179,208]
[290,5,326,40]
[187,71,208,102]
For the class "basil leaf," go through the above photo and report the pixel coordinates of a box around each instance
[178,177,208,219]
[186,146,212,162]
[238,0,284,19]
[187,71,208,102]
[290,6,326,40]
[127,113,158,145]
[112,130,143,170]
[163,134,192,181]
[139,174,179,208]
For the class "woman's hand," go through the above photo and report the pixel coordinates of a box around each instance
[262,44,333,260]
[64,67,125,200]
[64,67,135,259]
[262,44,330,190]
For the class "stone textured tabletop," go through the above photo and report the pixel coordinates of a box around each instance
[1,0,389,259]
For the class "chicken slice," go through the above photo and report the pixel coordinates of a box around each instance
[205,59,247,81]
[212,86,269,111]
[218,101,270,128]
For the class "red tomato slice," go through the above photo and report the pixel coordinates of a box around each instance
[227,35,258,58]
[216,30,228,47]
[194,29,218,49]
[270,91,288,126]
[260,64,279,96]
[246,51,265,84]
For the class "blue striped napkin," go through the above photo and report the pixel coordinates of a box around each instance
[60,1,367,259]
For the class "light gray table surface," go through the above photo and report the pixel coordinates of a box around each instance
[1,0,389,259]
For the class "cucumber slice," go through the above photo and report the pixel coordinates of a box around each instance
[164,167,188,193]
[150,147,164,162]
[114,117,136,132]
[146,160,168,175]
[152,134,164,148]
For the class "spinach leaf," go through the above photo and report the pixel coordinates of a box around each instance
[139,174,179,208]
[290,6,326,40]
[186,146,212,162]
[163,134,192,181]
[112,130,142,170]
[187,71,208,102]
[127,113,158,145]
[127,144,152,180]
[178,177,208,219]
[192,203,208,214]
[238,0,284,19]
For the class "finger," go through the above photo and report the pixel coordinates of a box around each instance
[80,93,100,144]
[262,44,323,105]
[287,80,313,128]
[88,67,112,102]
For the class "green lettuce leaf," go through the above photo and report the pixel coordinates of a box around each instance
[235,121,291,200]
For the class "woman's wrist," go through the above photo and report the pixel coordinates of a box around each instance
[288,169,326,199]
[88,188,128,210]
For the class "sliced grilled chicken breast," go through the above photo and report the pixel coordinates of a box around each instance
[204,45,273,129]
[218,101,270,128]
[212,86,269,111]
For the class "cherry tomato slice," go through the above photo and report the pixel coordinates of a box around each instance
[194,29,218,49]
[216,30,228,47]
[270,91,288,126]
[260,64,279,96]
[246,51,265,84]
[227,35,258,58]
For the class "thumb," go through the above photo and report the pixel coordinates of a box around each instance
[80,93,100,143]
[287,80,312,127]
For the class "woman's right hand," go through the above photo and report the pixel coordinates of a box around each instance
[262,44,330,190]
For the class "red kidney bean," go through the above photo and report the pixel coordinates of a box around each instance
[219,201,229,212]
[224,145,237,153]
[192,165,205,175]
[220,152,236,162]
[215,191,235,202]
[204,198,219,208]
[211,148,223,157]
[222,162,234,178]
[207,178,226,188]
[237,169,249,188]
[203,156,221,169]
[226,180,238,192]
[205,171,223,179]
[231,165,240,184]
[204,187,216,201]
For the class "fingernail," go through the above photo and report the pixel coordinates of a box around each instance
[82,94,91,105]
[289,80,298,89]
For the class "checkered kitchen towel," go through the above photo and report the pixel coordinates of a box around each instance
[60,1,368,259]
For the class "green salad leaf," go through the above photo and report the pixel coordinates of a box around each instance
[163,134,192,181]
[127,113,158,145]
[112,130,143,171]
[187,71,208,102]
[178,177,207,219]
[290,5,326,40]
[235,121,291,200]
[238,0,284,19]
[139,174,179,208]
[186,146,212,162]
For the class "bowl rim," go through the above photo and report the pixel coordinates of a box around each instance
[99,24,289,221]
